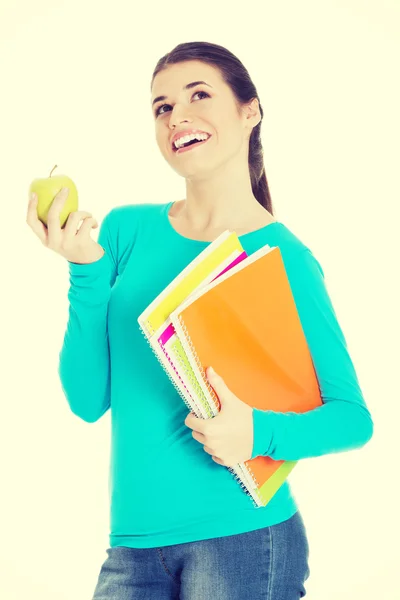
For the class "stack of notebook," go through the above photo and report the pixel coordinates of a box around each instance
[137,231,323,508]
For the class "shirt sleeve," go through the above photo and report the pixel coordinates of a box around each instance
[251,248,374,461]
[58,210,118,423]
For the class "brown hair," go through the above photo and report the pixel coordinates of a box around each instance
[151,41,274,215]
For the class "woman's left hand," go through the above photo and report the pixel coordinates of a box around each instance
[184,366,254,467]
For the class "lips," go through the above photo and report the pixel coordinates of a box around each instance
[173,135,213,155]
[171,129,211,144]
[171,130,211,150]
[172,134,212,152]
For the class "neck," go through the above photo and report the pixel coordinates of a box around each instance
[182,170,267,232]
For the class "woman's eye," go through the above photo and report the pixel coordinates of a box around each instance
[155,90,210,117]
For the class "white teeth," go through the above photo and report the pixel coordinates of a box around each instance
[174,132,210,149]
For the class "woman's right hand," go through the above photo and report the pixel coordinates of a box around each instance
[26,187,105,264]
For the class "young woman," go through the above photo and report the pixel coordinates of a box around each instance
[27,41,374,600]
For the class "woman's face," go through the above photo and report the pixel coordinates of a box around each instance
[151,60,257,181]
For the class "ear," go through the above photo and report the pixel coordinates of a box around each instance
[242,97,261,138]
[247,97,261,124]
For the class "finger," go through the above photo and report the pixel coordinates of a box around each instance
[47,189,71,248]
[185,413,205,433]
[26,194,48,245]
[75,216,98,239]
[62,210,94,240]
[211,456,225,466]
[208,367,230,394]
[192,430,207,444]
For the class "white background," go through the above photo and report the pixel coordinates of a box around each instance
[1,0,399,598]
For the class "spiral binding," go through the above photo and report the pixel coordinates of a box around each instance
[231,463,264,508]
[160,339,212,419]
[175,315,221,412]
[170,337,215,419]
[176,314,265,508]
[139,320,204,419]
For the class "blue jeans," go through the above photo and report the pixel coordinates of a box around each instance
[92,511,310,599]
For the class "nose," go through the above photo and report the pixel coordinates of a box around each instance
[168,104,192,130]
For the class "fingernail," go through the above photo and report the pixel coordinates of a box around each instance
[208,366,215,375]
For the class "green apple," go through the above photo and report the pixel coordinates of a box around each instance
[29,164,79,228]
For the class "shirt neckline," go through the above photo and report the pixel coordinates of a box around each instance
[162,201,283,245]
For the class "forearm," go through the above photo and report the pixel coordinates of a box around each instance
[251,397,374,461]
[58,253,114,422]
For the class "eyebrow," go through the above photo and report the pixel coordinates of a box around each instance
[152,81,213,108]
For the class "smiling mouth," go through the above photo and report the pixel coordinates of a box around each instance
[172,135,212,153]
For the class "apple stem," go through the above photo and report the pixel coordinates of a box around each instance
[49,164,58,177]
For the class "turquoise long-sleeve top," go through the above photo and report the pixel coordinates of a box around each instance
[58,201,374,549]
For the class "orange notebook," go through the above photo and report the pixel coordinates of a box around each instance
[170,243,323,508]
